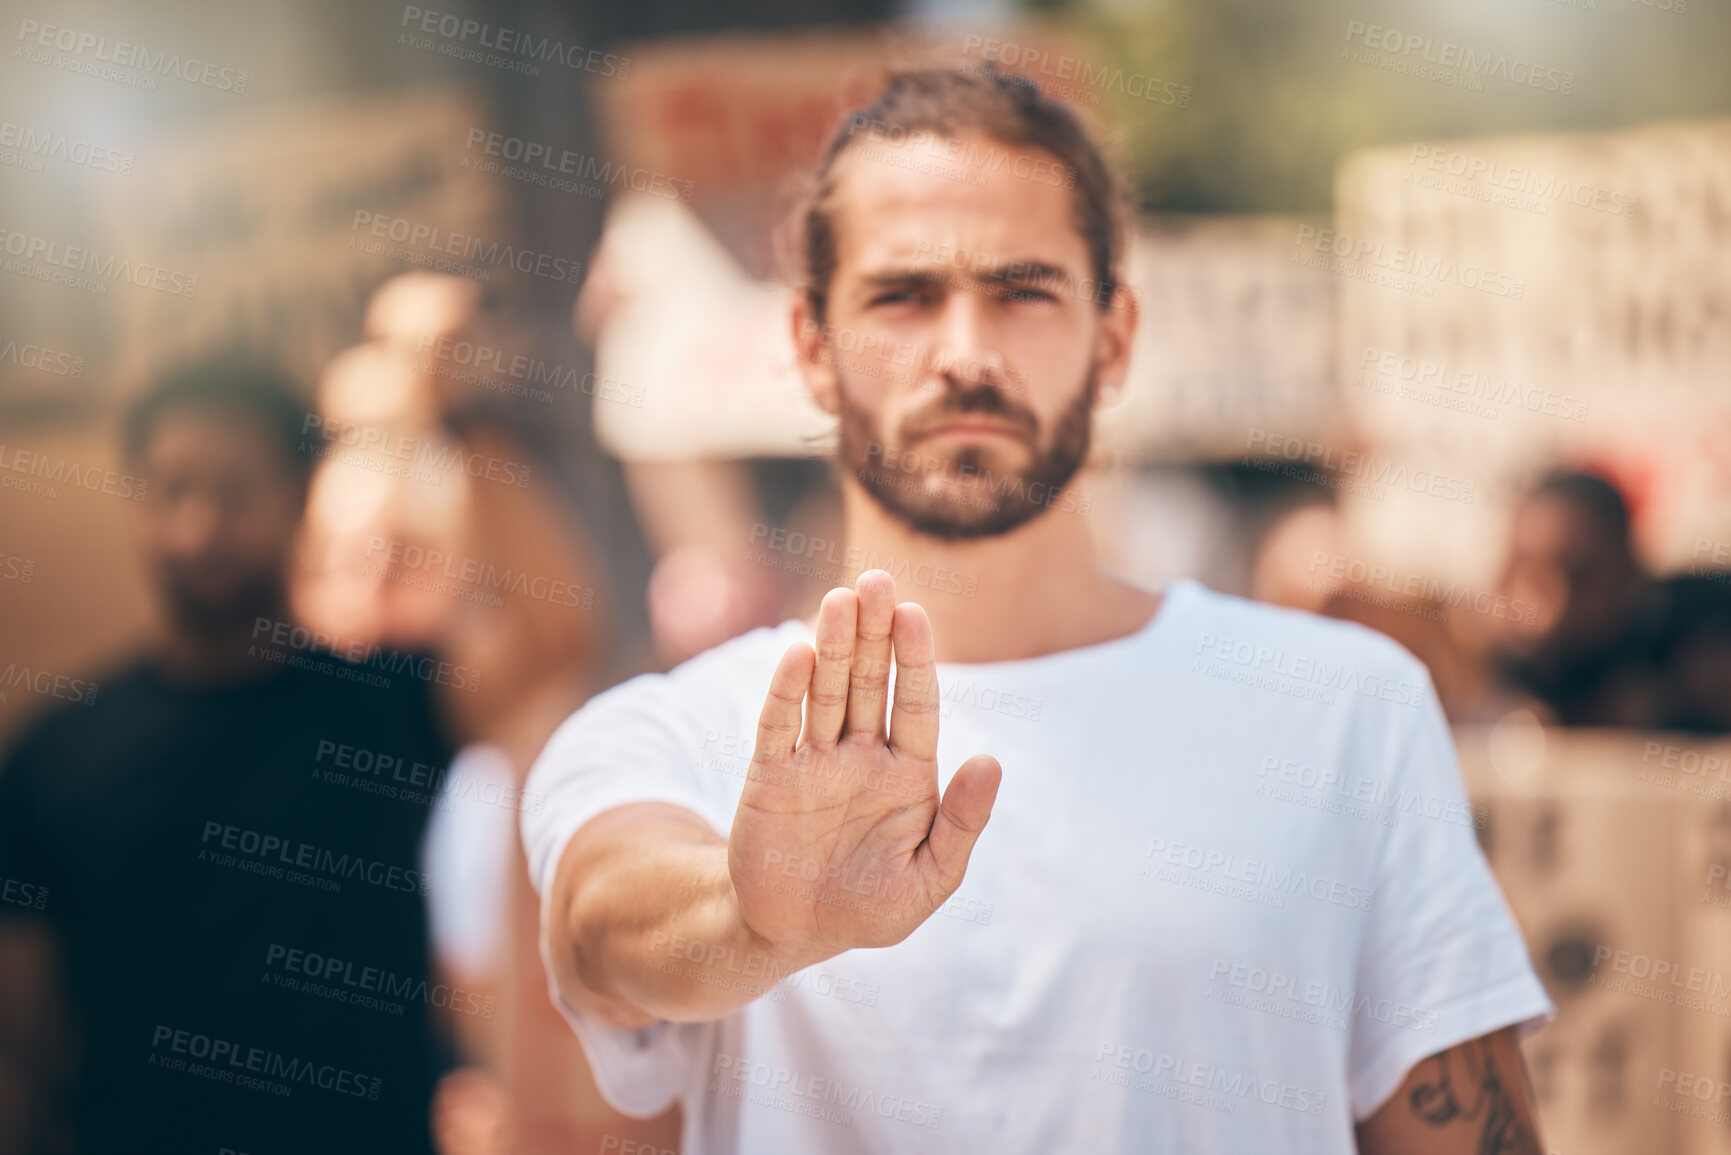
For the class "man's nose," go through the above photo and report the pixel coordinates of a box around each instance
[928,291,1004,387]
[165,493,224,555]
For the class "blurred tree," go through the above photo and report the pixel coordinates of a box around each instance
[1026,0,1731,212]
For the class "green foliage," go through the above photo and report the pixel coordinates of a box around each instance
[1023,0,1731,212]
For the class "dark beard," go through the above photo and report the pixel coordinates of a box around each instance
[158,567,286,639]
[838,367,1097,541]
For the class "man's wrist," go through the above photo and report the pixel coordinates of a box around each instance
[723,875,832,986]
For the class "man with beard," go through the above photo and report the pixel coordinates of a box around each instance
[0,356,455,1154]
[524,68,1552,1154]
[1491,469,1731,731]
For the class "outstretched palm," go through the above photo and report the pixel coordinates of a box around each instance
[729,570,1002,964]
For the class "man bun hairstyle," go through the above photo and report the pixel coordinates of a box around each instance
[798,63,1129,324]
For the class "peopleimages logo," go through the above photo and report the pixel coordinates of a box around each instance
[1257,754,1485,832]
[0,663,99,705]
[1206,957,1441,1034]
[1355,346,1589,424]
[709,1053,944,1130]
[1405,146,1638,220]
[311,736,547,815]
[301,414,532,488]
[0,227,199,298]
[1306,550,1538,625]
[1641,740,1731,784]
[850,117,1077,190]
[961,35,1192,108]
[1245,428,1476,505]
[1590,945,1731,998]
[249,616,482,692]
[0,119,135,175]
[264,942,495,1019]
[1,876,48,910]
[414,333,646,408]
[349,211,583,285]
[1341,20,1575,95]
[1093,1042,1328,1116]
[1144,837,1377,911]
[0,444,147,503]
[463,129,692,201]
[200,820,430,896]
[1192,630,1428,709]
[861,442,1095,517]
[397,7,628,78]
[747,523,980,599]
[16,19,250,92]
[0,337,84,377]
[1657,1067,1731,1108]
[1292,226,1525,300]
[149,1024,379,1099]
[364,536,594,611]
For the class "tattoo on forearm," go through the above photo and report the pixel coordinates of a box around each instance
[1407,1037,1539,1155]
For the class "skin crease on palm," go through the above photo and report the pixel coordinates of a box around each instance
[552,125,1546,1155]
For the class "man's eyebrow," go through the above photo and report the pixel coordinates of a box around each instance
[979,261,1068,286]
[856,260,1071,291]
[858,269,950,291]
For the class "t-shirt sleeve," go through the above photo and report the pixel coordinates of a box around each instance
[521,670,725,900]
[1346,672,1555,1121]
[520,669,727,1117]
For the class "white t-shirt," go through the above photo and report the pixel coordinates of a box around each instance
[421,744,517,981]
[522,579,1553,1154]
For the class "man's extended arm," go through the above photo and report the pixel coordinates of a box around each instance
[542,572,1001,1029]
[1356,1025,1545,1154]
[543,801,787,1027]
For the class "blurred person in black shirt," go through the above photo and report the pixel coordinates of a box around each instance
[0,355,457,1155]
[1492,468,1731,731]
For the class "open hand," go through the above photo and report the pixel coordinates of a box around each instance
[728,570,1002,966]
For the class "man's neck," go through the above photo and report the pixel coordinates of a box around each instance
[157,607,289,687]
[835,478,1162,664]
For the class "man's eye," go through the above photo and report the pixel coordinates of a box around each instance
[871,289,925,306]
[1003,287,1055,304]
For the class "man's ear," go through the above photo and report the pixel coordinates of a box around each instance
[790,294,840,415]
[1091,283,1140,409]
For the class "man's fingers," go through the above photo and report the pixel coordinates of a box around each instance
[843,570,896,740]
[804,588,857,749]
[921,754,1001,895]
[753,642,815,768]
[887,601,940,761]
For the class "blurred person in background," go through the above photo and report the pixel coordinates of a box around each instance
[572,244,802,668]
[1250,497,1488,722]
[292,273,681,1154]
[0,355,456,1154]
[1490,468,1731,730]
[523,66,1551,1155]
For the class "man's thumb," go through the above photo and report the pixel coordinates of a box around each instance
[924,754,1001,891]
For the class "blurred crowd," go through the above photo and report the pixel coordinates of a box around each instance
[1,262,1728,1155]
[1249,467,1731,733]
[0,272,668,1155]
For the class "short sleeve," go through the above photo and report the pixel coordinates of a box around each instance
[1346,675,1555,1121]
[520,671,724,901]
[519,669,726,1117]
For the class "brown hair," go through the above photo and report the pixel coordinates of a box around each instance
[798,63,1128,324]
